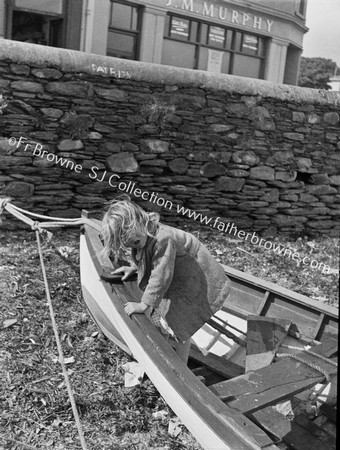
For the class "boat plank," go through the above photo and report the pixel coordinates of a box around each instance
[209,356,328,413]
[251,407,336,450]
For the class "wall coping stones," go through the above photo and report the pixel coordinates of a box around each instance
[1,39,340,106]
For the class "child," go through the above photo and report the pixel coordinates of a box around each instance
[101,196,231,362]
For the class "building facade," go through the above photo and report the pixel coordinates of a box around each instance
[0,0,308,85]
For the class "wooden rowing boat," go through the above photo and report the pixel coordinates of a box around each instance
[80,221,338,450]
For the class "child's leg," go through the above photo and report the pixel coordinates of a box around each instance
[175,339,191,364]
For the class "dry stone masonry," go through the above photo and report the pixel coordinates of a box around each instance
[0,40,340,235]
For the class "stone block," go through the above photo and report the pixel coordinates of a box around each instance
[249,166,275,180]
[94,87,127,101]
[231,150,259,166]
[11,81,44,93]
[239,201,268,210]
[10,64,30,76]
[169,158,188,174]
[260,189,279,202]
[297,157,312,172]
[200,162,225,177]
[101,142,122,153]
[46,82,88,97]
[32,68,63,79]
[40,107,64,118]
[141,140,169,154]
[266,151,294,166]
[106,152,139,173]
[329,175,340,185]
[2,181,34,197]
[307,113,320,124]
[226,169,249,177]
[58,140,83,151]
[292,112,305,122]
[323,112,339,125]
[272,215,308,226]
[275,170,297,182]
[306,185,337,195]
[310,173,329,184]
[209,124,234,133]
[283,132,304,141]
[215,176,245,192]
[252,106,275,131]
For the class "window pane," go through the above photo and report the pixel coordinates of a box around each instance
[107,31,136,59]
[190,21,198,42]
[232,54,261,78]
[162,40,196,68]
[208,26,225,48]
[14,0,62,14]
[164,14,170,36]
[233,32,242,51]
[242,34,258,55]
[170,17,190,39]
[200,23,208,44]
[110,2,138,30]
[225,29,233,49]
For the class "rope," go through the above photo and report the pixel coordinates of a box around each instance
[35,230,88,450]
[276,353,331,382]
[280,344,338,367]
[0,198,101,232]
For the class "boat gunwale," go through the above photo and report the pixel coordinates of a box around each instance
[222,265,338,319]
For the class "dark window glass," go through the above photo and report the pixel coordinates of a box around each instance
[110,2,138,30]
[225,29,233,49]
[190,21,198,42]
[107,1,140,60]
[233,32,242,51]
[200,23,208,44]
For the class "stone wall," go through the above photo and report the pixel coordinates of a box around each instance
[0,39,340,235]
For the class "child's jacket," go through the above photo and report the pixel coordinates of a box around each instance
[131,224,231,342]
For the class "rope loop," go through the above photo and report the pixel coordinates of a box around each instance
[276,353,331,382]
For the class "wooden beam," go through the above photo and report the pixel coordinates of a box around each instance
[209,347,337,414]
[251,407,336,450]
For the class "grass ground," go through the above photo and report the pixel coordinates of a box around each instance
[0,225,338,450]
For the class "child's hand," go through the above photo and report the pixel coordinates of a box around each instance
[125,302,149,316]
[112,266,137,281]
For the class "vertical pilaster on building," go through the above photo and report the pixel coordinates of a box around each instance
[265,38,289,84]
[139,6,166,64]
[0,0,6,38]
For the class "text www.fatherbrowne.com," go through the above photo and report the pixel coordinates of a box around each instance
[7,136,332,275]
[176,205,332,275]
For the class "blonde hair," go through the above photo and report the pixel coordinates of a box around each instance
[101,195,160,258]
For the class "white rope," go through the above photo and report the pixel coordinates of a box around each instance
[0,198,101,232]
[276,353,331,382]
[35,230,88,450]
[9,203,82,222]
[280,344,338,367]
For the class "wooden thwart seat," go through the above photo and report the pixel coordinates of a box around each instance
[209,346,337,414]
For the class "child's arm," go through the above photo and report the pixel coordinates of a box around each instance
[124,236,176,316]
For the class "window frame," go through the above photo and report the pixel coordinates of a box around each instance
[107,0,142,60]
[163,13,267,78]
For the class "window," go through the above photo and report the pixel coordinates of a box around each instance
[107,1,141,60]
[162,14,266,79]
